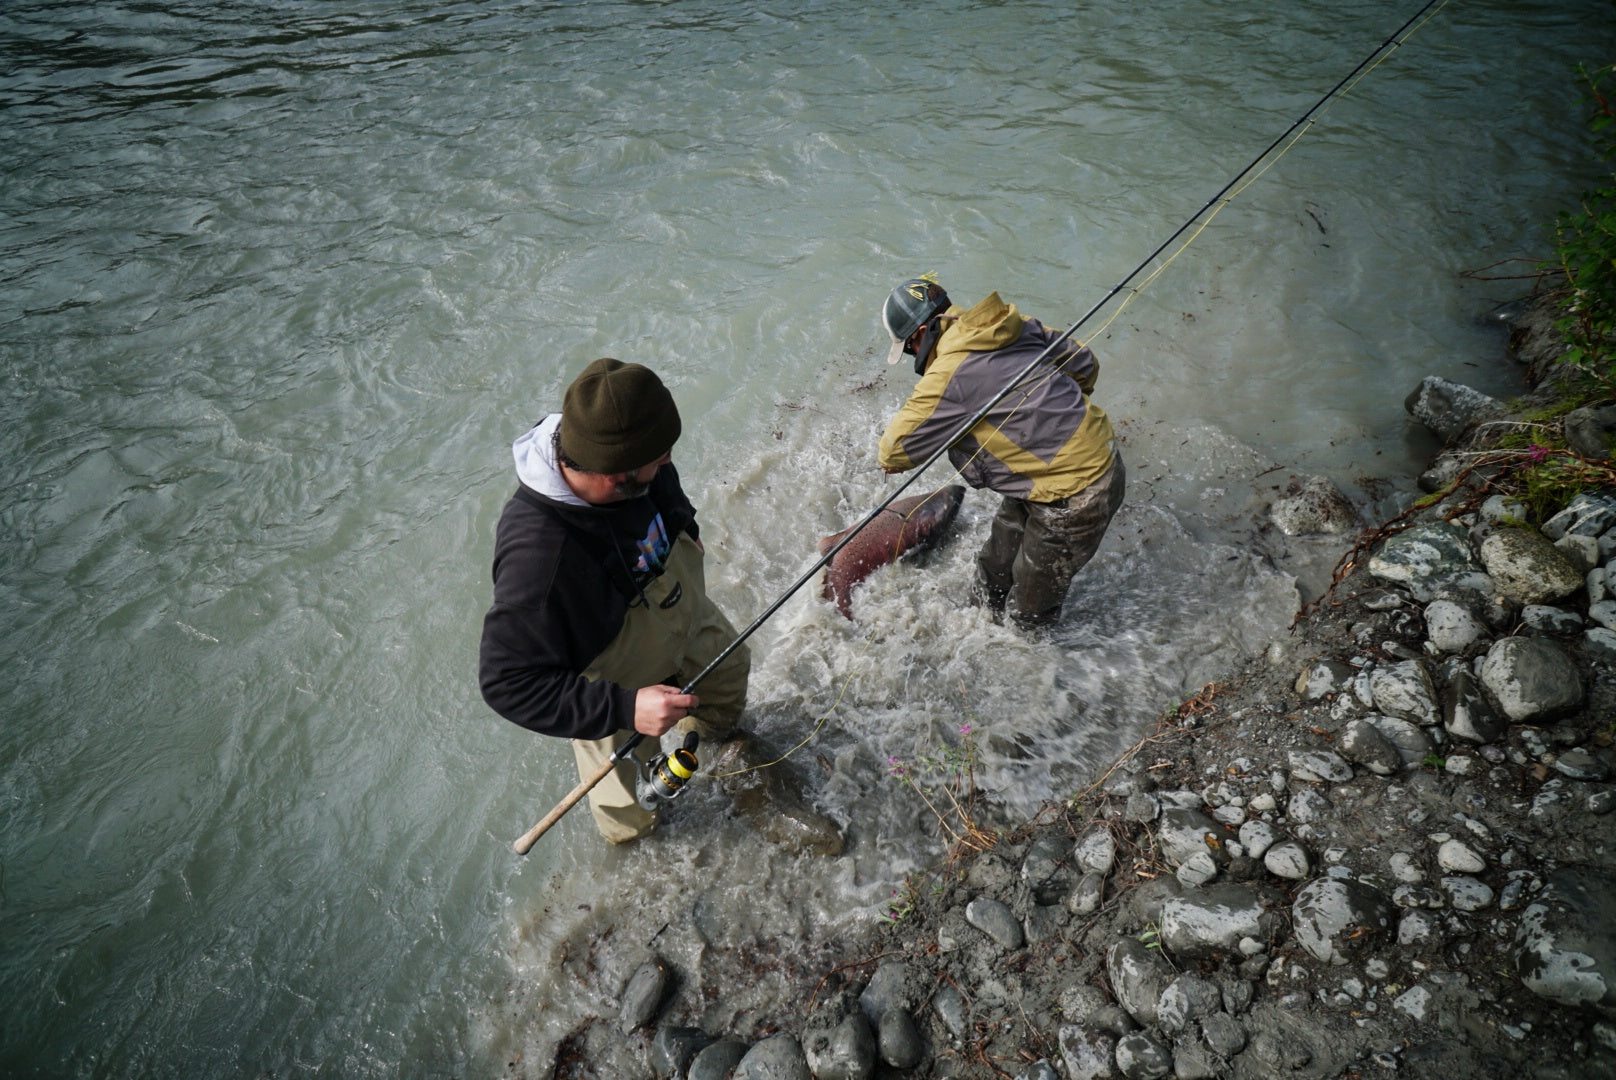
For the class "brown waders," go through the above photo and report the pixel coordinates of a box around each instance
[574,533,750,843]
[973,451,1126,628]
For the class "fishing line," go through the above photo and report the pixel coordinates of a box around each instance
[685,0,1449,699]
[538,0,1450,803]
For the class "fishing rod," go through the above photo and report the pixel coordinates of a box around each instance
[512,0,1446,854]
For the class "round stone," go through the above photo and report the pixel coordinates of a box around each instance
[1265,841,1311,881]
[1437,839,1486,873]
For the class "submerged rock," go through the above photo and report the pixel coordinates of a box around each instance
[714,735,846,856]
[1269,475,1359,536]
[620,958,673,1034]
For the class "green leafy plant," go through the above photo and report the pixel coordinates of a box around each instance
[883,875,922,923]
[1475,433,1616,521]
[1545,62,1616,395]
[1479,68,1616,519]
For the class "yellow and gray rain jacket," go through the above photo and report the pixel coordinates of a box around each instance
[878,292,1116,503]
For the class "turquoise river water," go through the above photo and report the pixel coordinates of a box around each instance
[2,0,1613,1075]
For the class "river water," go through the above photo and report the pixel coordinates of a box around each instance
[2,0,1611,1075]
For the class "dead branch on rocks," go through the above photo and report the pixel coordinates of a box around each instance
[804,949,907,1017]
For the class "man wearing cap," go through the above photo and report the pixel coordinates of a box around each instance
[478,357,750,844]
[877,278,1126,628]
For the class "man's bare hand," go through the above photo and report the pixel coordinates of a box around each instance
[633,684,699,736]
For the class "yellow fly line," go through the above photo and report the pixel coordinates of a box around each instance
[520,1,1457,844]
[715,0,1454,779]
[1067,0,1453,351]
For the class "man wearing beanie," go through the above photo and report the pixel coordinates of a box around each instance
[478,358,750,843]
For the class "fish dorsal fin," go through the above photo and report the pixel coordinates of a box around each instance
[816,527,851,555]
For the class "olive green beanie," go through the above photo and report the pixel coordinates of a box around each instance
[559,358,682,474]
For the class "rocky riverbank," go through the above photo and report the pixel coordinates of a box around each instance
[532,299,1616,1080]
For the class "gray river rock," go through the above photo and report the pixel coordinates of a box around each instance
[1268,474,1360,537]
[1367,521,1480,596]
[1337,717,1405,774]
[1443,668,1510,744]
[1516,866,1616,1015]
[1106,938,1175,1028]
[690,1041,749,1080]
[802,1012,876,1080]
[1424,598,1489,653]
[1403,375,1507,445]
[1479,635,1587,721]
[1292,878,1397,964]
[1159,885,1284,959]
[734,1035,812,1080]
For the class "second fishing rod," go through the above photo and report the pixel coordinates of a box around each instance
[512,0,1445,854]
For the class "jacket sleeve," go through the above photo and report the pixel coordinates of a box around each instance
[878,370,961,471]
[477,504,635,742]
[479,601,635,742]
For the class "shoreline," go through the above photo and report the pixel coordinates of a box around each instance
[527,296,1616,1080]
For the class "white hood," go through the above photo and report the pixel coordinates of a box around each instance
[512,414,587,506]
